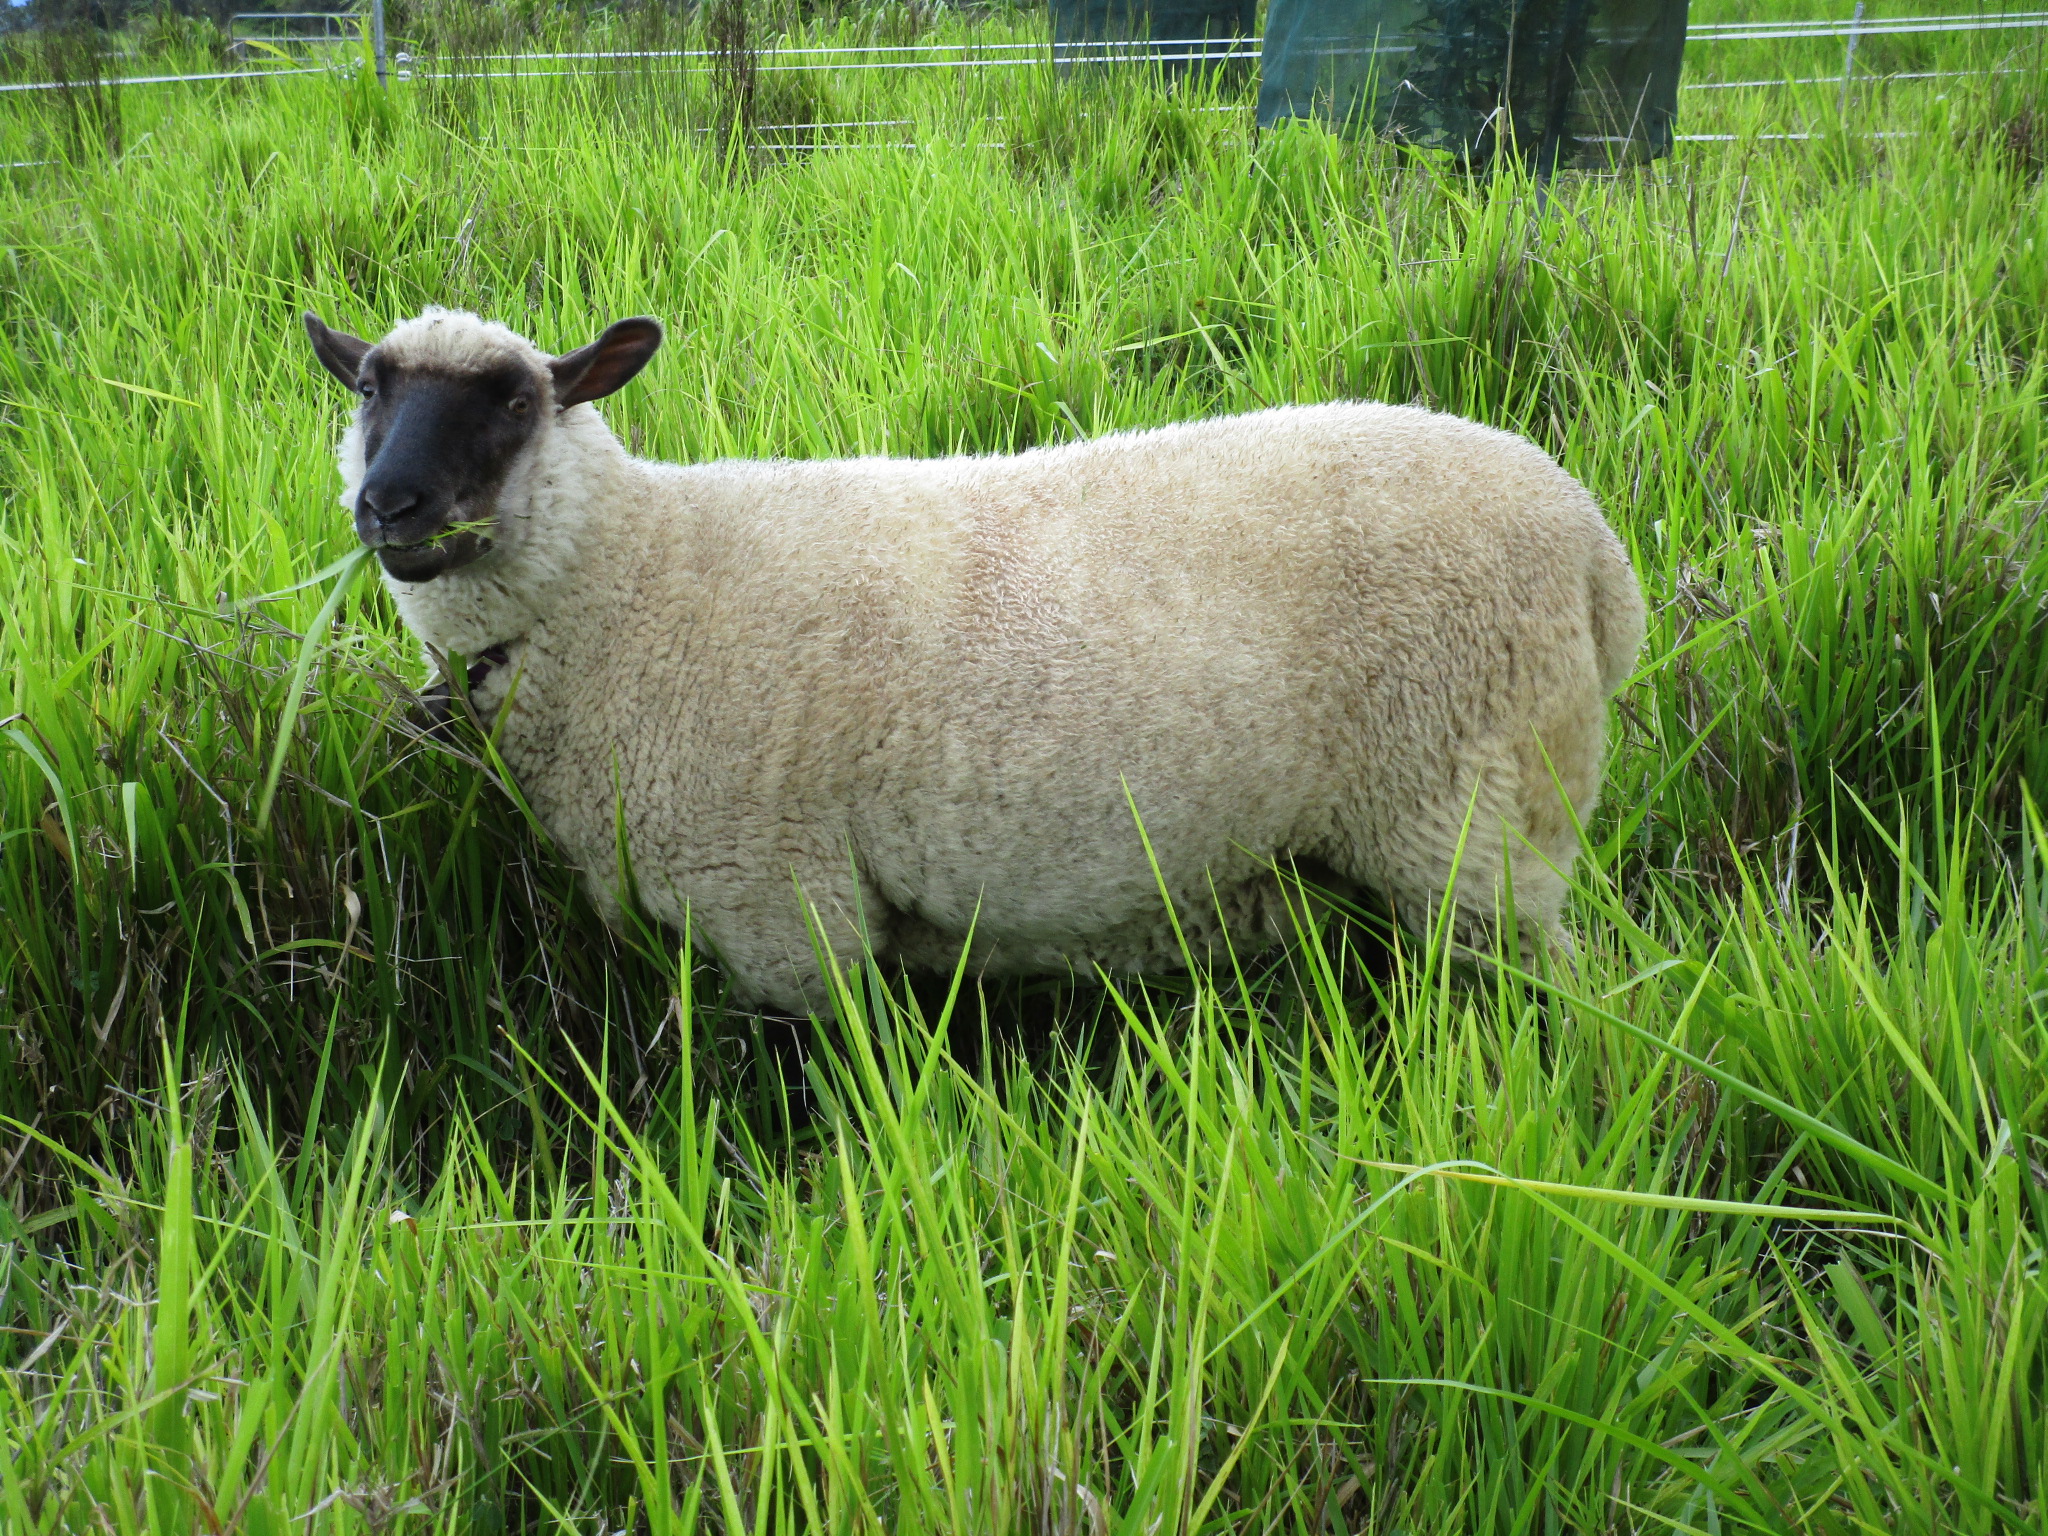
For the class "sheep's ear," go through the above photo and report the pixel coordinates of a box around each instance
[303,312,372,391]
[550,317,663,409]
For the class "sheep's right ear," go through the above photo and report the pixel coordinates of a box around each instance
[549,318,664,409]
[303,312,372,391]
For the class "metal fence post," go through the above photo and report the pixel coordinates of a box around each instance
[1837,0,1865,115]
[373,0,389,88]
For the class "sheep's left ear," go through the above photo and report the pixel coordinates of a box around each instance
[550,317,664,409]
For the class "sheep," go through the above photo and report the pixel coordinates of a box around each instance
[303,305,1645,1012]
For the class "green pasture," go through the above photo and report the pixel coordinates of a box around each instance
[1,4,2045,1530]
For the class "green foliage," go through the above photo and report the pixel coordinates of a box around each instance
[4,833,2048,1532]
[0,8,2045,1530]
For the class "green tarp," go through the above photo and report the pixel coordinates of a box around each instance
[1048,0,1256,72]
[1256,0,1689,168]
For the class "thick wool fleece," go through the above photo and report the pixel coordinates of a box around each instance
[340,311,1645,1011]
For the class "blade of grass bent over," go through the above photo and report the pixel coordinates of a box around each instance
[253,547,372,836]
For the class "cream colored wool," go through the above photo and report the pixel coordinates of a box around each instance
[338,309,1646,1011]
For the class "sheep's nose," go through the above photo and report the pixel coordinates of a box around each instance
[359,482,421,530]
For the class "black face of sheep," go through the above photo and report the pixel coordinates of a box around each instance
[302,313,663,582]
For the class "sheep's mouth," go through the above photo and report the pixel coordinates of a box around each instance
[375,526,493,582]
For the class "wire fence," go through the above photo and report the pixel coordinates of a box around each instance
[0,0,2039,161]
[2,7,2045,94]
[1688,5,2047,34]
[227,10,363,53]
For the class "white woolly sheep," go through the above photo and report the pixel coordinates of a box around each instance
[303,306,1645,1012]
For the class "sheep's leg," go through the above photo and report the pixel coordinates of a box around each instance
[579,868,633,934]
[1338,731,1595,960]
[1506,709,1608,947]
[698,860,896,1016]
[1367,769,1526,953]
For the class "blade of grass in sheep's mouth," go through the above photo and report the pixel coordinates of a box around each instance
[386,520,493,552]
[253,546,374,835]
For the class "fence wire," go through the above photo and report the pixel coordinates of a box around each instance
[0,0,2038,165]
[1,7,2044,94]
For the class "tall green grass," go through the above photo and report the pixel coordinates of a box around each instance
[5,834,2047,1532]
[1,4,2046,1529]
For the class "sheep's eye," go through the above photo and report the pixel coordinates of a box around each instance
[358,381,376,399]
[508,395,531,415]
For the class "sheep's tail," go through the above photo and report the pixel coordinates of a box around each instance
[1587,532,1647,696]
